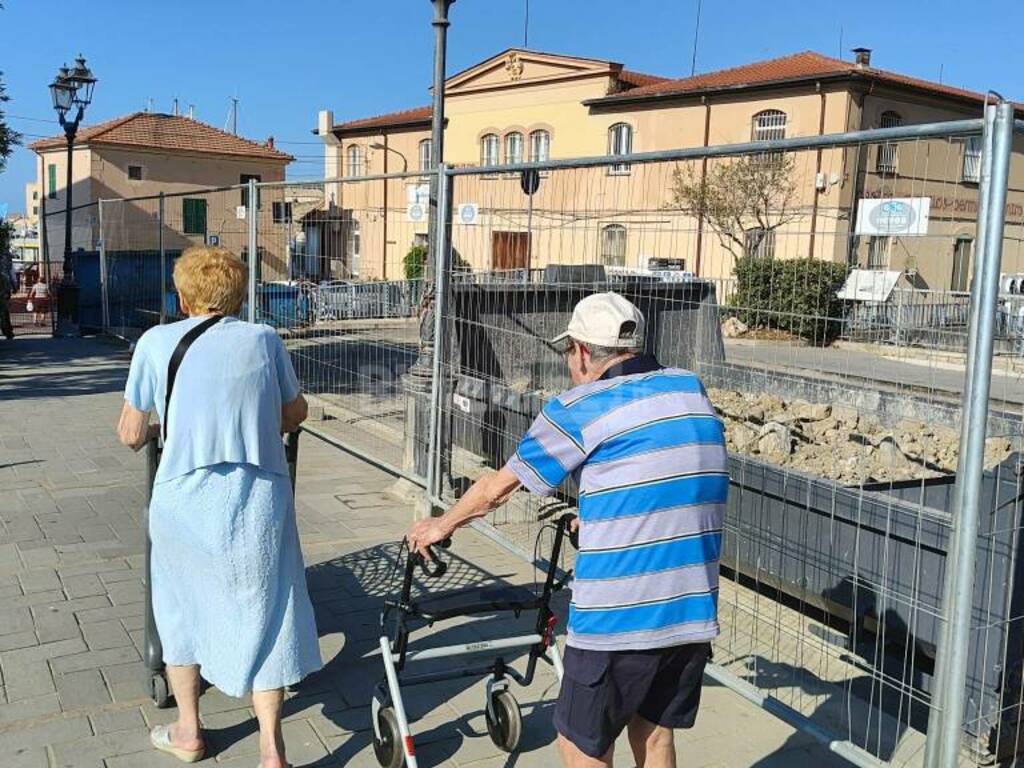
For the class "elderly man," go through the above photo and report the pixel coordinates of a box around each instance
[408,291,728,767]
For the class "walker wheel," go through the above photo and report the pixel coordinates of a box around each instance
[485,690,522,752]
[373,707,404,768]
[150,672,171,709]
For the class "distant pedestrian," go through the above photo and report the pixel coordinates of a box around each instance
[28,277,49,326]
[0,251,14,339]
[116,246,321,767]
[409,292,729,767]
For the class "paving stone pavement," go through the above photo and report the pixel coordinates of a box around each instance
[0,335,855,767]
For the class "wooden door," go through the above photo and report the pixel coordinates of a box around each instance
[491,231,530,271]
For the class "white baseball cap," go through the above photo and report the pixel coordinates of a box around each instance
[551,292,645,349]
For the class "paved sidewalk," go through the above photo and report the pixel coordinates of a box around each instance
[0,335,853,767]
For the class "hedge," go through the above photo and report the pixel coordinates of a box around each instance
[730,256,848,345]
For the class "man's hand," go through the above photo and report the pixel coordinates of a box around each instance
[407,516,452,556]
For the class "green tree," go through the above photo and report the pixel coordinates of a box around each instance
[0,6,20,171]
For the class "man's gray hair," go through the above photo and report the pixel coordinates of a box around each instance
[577,339,644,362]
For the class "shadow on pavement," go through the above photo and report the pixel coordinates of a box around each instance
[0,335,130,399]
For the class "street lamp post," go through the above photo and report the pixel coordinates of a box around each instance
[49,54,97,337]
[370,141,408,282]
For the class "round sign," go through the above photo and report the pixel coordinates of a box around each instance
[520,169,541,196]
[868,200,917,234]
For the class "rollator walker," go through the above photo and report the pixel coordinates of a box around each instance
[142,431,302,708]
[371,511,577,768]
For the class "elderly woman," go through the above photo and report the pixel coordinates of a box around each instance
[117,246,321,767]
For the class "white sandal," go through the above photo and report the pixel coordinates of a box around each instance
[150,724,206,763]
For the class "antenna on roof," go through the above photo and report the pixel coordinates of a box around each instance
[939,63,944,84]
[689,0,702,76]
[188,103,195,119]
[838,26,844,59]
[225,96,240,135]
[172,98,179,116]
[146,97,154,113]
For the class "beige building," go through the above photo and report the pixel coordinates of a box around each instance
[30,112,294,277]
[24,182,40,227]
[316,48,1024,290]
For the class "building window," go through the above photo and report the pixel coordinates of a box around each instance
[529,130,550,163]
[183,198,207,236]
[32,190,39,200]
[751,110,787,164]
[48,164,57,199]
[32,206,38,216]
[346,218,361,277]
[346,145,365,177]
[418,139,432,172]
[951,237,973,292]
[608,123,632,175]
[480,133,499,167]
[128,164,143,181]
[505,132,524,165]
[240,247,263,283]
[600,224,627,266]
[866,236,890,269]
[272,201,293,224]
[240,173,262,209]
[962,136,982,183]
[744,227,776,259]
[876,111,902,173]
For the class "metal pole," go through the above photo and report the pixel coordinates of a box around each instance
[425,0,453,285]
[923,103,996,768]
[98,199,108,334]
[247,179,257,323]
[425,164,451,503]
[158,193,166,324]
[926,99,1014,768]
[56,128,79,336]
[39,190,54,335]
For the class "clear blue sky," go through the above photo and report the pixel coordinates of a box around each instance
[2,0,1021,212]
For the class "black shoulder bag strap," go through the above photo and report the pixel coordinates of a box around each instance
[162,315,223,444]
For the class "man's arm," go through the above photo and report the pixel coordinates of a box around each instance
[407,466,521,554]
[116,400,152,452]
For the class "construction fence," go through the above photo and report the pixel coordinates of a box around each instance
[41,103,1024,767]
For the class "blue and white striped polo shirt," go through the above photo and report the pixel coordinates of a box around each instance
[505,356,728,651]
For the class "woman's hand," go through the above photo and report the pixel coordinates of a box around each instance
[281,393,308,434]
[116,401,152,452]
[408,516,453,557]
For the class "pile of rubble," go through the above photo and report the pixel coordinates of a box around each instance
[707,388,1015,485]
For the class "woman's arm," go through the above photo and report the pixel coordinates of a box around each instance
[116,400,152,451]
[281,393,308,434]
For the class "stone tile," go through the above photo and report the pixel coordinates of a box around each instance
[104,580,143,606]
[61,573,106,599]
[55,669,112,710]
[50,729,152,768]
[16,568,61,594]
[2,659,56,701]
[51,647,140,675]
[101,662,150,703]
[89,706,145,734]
[0,713,92,752]
[0,630,38,652]
[0,692,62,724]
[7,748,49,768]
[81,620,131,651]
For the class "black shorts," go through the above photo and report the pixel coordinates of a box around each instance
[554,643,711,759]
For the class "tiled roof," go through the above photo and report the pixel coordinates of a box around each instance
[29,112,293,161]
[331,105,433,133]
[591,50,997,105]
[617,70,670,89]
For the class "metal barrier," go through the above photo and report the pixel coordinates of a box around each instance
[50,106,1024,767]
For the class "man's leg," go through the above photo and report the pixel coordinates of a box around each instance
[164,664,204,751]
[557,733,614,768]
[627,715,676,768]
[253,688,287,768]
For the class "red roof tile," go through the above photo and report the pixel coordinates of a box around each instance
[617,70,670,89]
[29,112,292,161]
[331,105,433,133]
[592,51,998,106]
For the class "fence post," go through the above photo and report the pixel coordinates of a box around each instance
[425,165,452,505]
[158,193,166,324]
[924,99,1014,768]
[98,200,109,335]
[247,179,257,323]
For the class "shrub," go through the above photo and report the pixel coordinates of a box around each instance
[403,244,470,281]
[730,256,848,345]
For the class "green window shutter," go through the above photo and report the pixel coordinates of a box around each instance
[48,164,57,199]
[183,199,207,235]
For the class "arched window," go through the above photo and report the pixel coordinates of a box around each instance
[505,132,524,165]
[345,145,364,177]
[608,123,632,174]
[480,133,499,167]
[601,224,627,266]
[418,138,432,172]
[877,111,902,173]
[529,129,550,163]
[751,110,786,165]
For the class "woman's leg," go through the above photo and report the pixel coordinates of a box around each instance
[253,688,286,768]
[164,664,204,750]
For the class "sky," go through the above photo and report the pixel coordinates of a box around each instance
[1,0,1022,212]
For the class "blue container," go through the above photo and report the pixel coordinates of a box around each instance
[240,283,309,329]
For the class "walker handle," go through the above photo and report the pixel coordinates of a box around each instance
[418,537,451,579]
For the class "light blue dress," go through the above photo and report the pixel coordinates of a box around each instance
[125,315,322,697]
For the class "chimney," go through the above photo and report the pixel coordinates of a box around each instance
[188,104,195,119]
[266,136,274,149]
[172,97,179,116]
[852,47,872,68]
